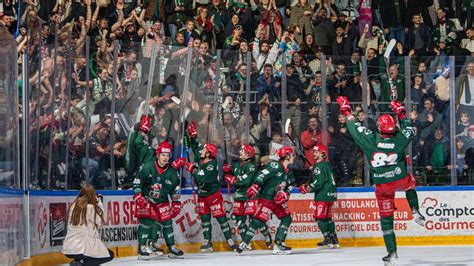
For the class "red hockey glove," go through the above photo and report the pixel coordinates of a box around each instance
[194,204,202,214]
[149,183,162,199]
[298,184,310,194]
[185,162,197,173]
[187,121,198,138]
[246,184,260,199]
[224,174,236,185]
[336,96,352,116]
[171,157,186,170]
[171,201,183,218]
[139,115,152,133]
[133,193,147,208]
[222,163,232,173]
[390,100,406,120]
[274,191,290,204]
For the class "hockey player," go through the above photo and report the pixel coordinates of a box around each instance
[298,144,339,248]
[236,146,295,255]
[336,96,426,264]
[184,121,237,252]
[133,141,186,259]
[223,144,273,249]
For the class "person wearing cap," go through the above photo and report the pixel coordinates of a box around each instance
[222,144,273,250]
[298,144,338,248]
[132,116,187,259]
[184,121,237,253]
[236,146,295,255]
[337,96,426,264]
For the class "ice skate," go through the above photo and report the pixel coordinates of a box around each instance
[138,245,156,260]
[227,238,237,251]
[244,242,252,251]
[382,251,398,265]
[69,259,83,266]
[412,209,426,227]
[200,240,213,253]
[149,241,164,256]
[329,232,340,249]
[317,233,332,248]
[235,242,247,254]
[273,240,292,255]
[264,233,273,249]
[167,245,184,259]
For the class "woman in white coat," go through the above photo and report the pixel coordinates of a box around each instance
[62,183,114,265]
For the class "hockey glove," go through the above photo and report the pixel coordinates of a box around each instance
[149,183,162,199]
[133,193,147,208]
[185,162,197,173]
[222,163,232,173]
[274,191,290,204]
[171,157,186,170]
[187,120,198,138]
[336,96,352,116]
[171,201,183,218]
[139,115,152,133]
[224,174,236,186]
[298,184,310,194]
[390,100,406,120]
[246,184,260,199]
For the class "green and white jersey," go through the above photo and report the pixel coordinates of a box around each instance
[255,161,294,201]
[346,117,415,184]
[309,161,337,202]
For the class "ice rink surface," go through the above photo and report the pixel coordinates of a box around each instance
[106,246,474,266]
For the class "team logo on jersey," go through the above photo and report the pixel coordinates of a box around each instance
[206,165,214,171]
[377,143,395,149]
[313,168,321,175]
[133,178,141,185]
[270,162,279,169]
[249,165,256,172]
[394,167,401,175]
[165,179,172,185]
[198,170,205,176]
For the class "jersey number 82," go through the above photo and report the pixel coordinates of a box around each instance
[370,152,398,168]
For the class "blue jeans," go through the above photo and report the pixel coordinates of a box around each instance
[169,24,178,44]
[389,25,406,46]
[82,158,99,184]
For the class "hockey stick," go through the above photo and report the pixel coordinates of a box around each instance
[183,127,197,206]
[220,98,232,195]
[284,118,311,165]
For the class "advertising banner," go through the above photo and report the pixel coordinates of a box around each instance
[0,189,25,266]
[28,189,474,256]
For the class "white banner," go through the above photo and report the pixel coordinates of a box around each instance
[0,190,25,266]
[28,189,474,256]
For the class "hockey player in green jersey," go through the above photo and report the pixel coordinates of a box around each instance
[298,144,339,248]
[184,121,237,253]
[236,146,295,255]
[337,96,426,265]
[222,144,273,249]
[133,140,186,259]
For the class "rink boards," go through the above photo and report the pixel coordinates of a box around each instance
[2,187,474,265]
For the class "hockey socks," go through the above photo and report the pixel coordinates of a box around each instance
[161,219,175,246]
[201,214,212,242]
[235,216,248,236]
[405,189,420,211]
[381,216,397,253]
[138,218,153,246]
[317,219,329,234]
[149,220,159,243]
[328,219,336,233]
[275,215,292,243]
[242,218,265,244]
[216,216,233,241]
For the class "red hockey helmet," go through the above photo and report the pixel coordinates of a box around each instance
[377,114,396,134]
[156,141,173,155]
[277,146,294,159]
[204,144,218,158]
[241,144,255,158]
[313,144,328,158]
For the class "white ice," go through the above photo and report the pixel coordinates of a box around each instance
[105,246,474,266]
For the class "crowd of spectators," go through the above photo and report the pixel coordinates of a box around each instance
[1,0,473,189]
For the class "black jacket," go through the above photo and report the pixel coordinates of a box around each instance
[406,25,432,52]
